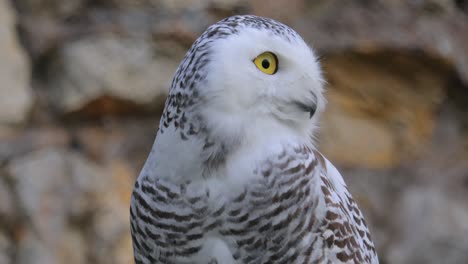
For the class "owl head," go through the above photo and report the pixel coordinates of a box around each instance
[162,15,326,146]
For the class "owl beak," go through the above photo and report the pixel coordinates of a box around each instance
[294,100,317,119]
[309,107,316,119]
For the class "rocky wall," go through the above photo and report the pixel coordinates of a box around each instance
[1,0,468,263]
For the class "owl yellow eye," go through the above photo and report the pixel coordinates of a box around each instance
[253,52,278,75]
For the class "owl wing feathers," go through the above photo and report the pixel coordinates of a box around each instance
[317,154,378,263]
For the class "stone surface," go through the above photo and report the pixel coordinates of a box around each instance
[0,232,11,264]
[90,161,134,264]
[8,149,98,264]
[252,0,306,23]
[319,51,450,168]
[0,174,14,221]
[389,187,468,264]
[14,0,86,18]
[0,128,70,163]
[293,0,468,85]
[71,117,157,166]
[49,35,184,114]
[0,0,32,125]
[6,148,133,264]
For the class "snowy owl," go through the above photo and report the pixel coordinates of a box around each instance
[130,15,378,264]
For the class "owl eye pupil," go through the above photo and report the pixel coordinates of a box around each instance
[261,59,270,69]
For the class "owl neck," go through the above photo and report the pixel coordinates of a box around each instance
[140,114,314,184]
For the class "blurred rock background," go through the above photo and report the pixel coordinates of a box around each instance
[0,0,467,263]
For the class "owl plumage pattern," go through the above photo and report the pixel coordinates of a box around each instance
[130,15,378,263]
